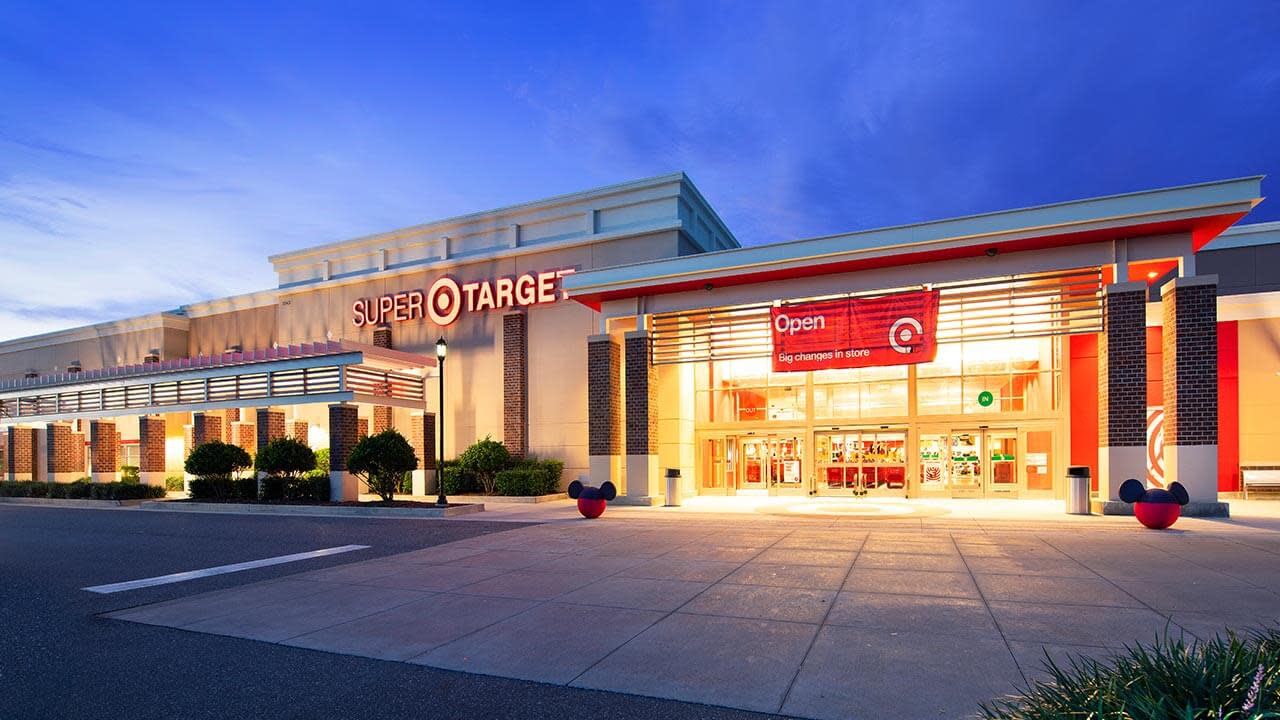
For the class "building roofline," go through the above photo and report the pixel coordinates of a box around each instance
[0,312,190,354]
[1205,220,1280,250]
[564,176,1264,302]
[267,171,735,265]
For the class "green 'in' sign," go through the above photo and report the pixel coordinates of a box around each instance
[977,390,995,408]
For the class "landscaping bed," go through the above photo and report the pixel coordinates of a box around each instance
[0,480,166,501]
[982,628,1280,718]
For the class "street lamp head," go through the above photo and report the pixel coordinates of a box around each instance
[435,336,448,360]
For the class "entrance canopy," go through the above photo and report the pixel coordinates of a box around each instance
[0,341,435,426]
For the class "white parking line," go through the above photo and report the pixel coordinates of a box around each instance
[82,545,371,594]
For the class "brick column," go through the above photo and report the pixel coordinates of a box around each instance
[503,312,528,458]
[372,407,392,435]
[410,411,436,495]
[256,409,286,450]
[7,427,35,481]
[1162,275,1222,506]
[90,420,118,483]
[47,422,85,483]
[0,431,7,481]
[223,408,240,442]
[371,324,394,437]
[587,334,623,492]
[624,330,661,503]
[191,412,222,446]
[329,404,359,501]
[358,417,369,439]
[231,421,256,456]
[289,420,309,444]
[1097,282,1147,504]
[138,416,167,487]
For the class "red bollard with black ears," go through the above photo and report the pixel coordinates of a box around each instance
[568,479,617,519]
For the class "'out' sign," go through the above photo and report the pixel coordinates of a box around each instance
[352,268,575,328]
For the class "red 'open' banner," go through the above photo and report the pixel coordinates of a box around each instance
[770,290,941,372]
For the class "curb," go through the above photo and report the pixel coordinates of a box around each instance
[0,497,144,508]
[137,500,485,519]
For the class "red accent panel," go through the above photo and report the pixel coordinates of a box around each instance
[1069,334,1099,491]
[1218,321,1240,492]
[1145,327,1163,407]
[572,212,1249,308]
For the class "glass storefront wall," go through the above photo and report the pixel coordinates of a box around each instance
[693,336,1065,499]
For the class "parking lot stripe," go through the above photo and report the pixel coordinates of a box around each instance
[82,545,371,594]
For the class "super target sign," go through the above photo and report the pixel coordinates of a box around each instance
[352,268,575,328]
[770,290,941,372]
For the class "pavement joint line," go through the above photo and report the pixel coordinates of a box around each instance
[1035,535,1205,641]
[950,532,1030,687]
[400,530,740,668]
[561,526,786,688]
[776,529,861,714]
[82,545,372,594]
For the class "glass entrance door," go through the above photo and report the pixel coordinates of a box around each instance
[987,429,1019,498]
[739,438,769,493]
[949,431,984,498]
[768,435,806,495]
[817,429,907,497]
[917,429,1021,498]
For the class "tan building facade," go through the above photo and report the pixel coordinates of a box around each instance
[1,173,1279,515]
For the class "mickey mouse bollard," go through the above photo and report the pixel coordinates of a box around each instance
[568,479,617,519]
[1118,478,1190,529]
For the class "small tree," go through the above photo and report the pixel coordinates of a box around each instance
[255,438,317,478]
[254,438,317,500]
[185,441,252,499]
[346,430,418,502]
[458,436,512,495]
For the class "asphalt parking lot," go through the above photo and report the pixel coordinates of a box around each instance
[0,506,772,720]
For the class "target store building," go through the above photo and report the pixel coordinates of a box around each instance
[1,173,1278,512]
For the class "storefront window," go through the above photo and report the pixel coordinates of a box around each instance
[696,358,807,422]
[813,366,907,419]
[917,337,1058,415]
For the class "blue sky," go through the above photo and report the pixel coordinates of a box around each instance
[1,1,1278,340]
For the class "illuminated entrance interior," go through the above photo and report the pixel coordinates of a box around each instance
[690,335,1065,498]
[699,435,805,495]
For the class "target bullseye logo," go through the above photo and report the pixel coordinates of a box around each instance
[888,317,923,354]
[426,277,462,326]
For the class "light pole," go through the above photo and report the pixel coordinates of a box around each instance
[435,336,448,507]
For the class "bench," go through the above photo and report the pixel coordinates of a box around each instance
[1242,467,1280,499]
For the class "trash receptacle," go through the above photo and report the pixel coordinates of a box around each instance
[664,468,682,507]
[1066,466,1091,514]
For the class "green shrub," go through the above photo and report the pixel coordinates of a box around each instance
[255,438,317,500]
[457,437,512,495]
[313,448,330,475]
[0,481,162,501]
[254,438,316,477]
[287,474,329,501]
[398,472,413,494]
[439,461,476,495]
[120,465,141,484]
[185,441,252,500]
[982,628,1280,719]
[164,475,185,492]
[64,481,91,499]
[347,430,418,502]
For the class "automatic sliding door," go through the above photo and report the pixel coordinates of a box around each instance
[987,430,1019,498]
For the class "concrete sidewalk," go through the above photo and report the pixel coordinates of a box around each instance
[106,514,1280,719]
